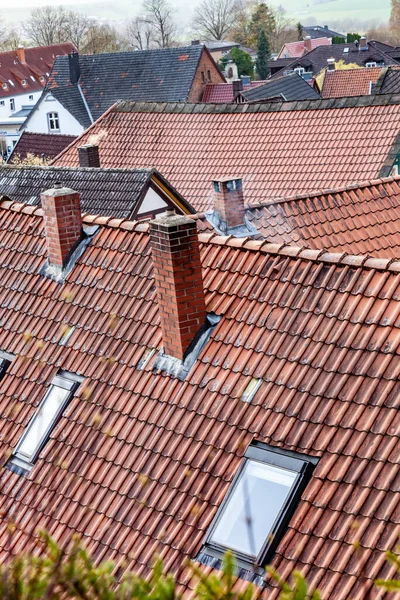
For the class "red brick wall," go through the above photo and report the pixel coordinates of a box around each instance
[149,213,206,360]
[188,48,225,102]
[41,188,83,267]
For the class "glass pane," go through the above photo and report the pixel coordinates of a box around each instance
[18,386,70,461]
[210,459,297,557]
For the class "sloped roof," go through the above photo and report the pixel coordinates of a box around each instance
[303,25,344,39]
[202,81,268,103]
[197,177,400,257]
[0,201,400,599]
[374,65,400,94]
[321,67,383,98]
[278,37,331,58]
[0,165,193,218]
[8,132,76,163]
[271,41,399,78]
[239,72,320,102]
[53,96,400,213]
[44,45,208,125]
[0,43,75,98]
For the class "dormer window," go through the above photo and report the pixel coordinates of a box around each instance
[21,79,27,86]
[366,61,377,68]
[2,83,7,90]
[40,76,45,82]
[202,442,317,569]
[8,371,82,475]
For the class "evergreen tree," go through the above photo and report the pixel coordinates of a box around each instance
[256,28,270,80]
[297,21,303,41]
[248,2,275,47]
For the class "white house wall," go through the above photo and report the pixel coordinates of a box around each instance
[0,91,42,155]
[137,187,169,215]
[24,95,84,136]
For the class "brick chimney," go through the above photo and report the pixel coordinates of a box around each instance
[16,45,25,64]
[359,36,367,50]
[78,144,100,168]
[41,185,83,268]
[232,79,243,99]
[149,211,206,361]
[304,36,312,52]
[327,58,335,71]
[212,178,245,231]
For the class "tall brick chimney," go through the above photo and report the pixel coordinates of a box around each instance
[16,45,26,64]
[41,185,83,268]
[212,178,245,232]
[78,144,100,168]
[304,36,312,52]
[149,211,207,361]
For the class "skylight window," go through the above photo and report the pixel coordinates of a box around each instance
[241,378,261,403]
[202,443,317,568]
[30,75,36,82]
[0,351,14,380]
[9,371,82,474]
[137,347,156,370]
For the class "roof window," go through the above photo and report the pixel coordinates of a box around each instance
[200,442,317,571]
[0,351,14,380]
[343,47,349,53]
[40,76,45,82]
[21,79,27,86]
[241,378,261,403]
[8,80,15,87]
[2,83,7,90]
[8,371,82,475]
[30,75,36,82]
[137,347,157,370]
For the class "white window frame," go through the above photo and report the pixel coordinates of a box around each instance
[28,94,34,101]
[10,371,82,473]
[203,443,317,569]
[47,111,60,132]
[366,61,377,68]
[294,66,305,76]
[9,98,15,111]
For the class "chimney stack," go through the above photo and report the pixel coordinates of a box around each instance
[149,211,206,361]
[68,52,81,85]
[327,58,335,71]
[41,185,83,268]
[304,36,312,52]
[212,178,245,232]
[359,36,367,50]
[16,45,25,64]
[78,144,100,168]
[232,79,243,99]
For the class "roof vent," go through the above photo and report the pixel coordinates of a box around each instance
[78,144,100,168]
[206,178,257,238]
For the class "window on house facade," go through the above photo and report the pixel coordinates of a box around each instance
[202,443,317,569]
[28,94,34,101]
[47,112,60,132]
[9,371,82,474]
[0,100,4,107]
[201,71,206,83]
[294,67,305,77]
[207,69,212,82]
[9,98,15,111]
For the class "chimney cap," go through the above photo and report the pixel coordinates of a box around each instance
[304,35,311,40]
[17,44,24,49]
[152,211,192,227]
[42,185,76,196]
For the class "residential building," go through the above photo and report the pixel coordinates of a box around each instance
[53,95,400,213]
[0,179,399,599]
[303,25,345,40]
[202,78,268,102]
[277,36,331,59]
[195,39,240,62]
[236,72,320,102]
[23,46,225,137]
[270,39,399,81]
[7,131,76,164]
[0,43,75,157]
[320,66,383,97]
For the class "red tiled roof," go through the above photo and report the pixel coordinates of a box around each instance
[202,81,268,103]
[321,67,383,98]
[0,43,76,98]
[1,200,400,599]
[278,37,331,58]
[53,97,400,213]
[8,132,76,163]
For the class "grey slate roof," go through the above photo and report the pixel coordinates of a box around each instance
[239,72,320,102]
[374,66,400,94]
[43,45,206,126]
[303,25,344,39]
[0,165,194,219]
[271,41,400,78]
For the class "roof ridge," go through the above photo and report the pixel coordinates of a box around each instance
[0,164,154,174]
[4,199,400,273]
[246,175,400,208]
[197,232,400,272]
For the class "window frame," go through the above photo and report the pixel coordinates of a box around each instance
[203,442,317,569]
[9,98,15,111]
[10,370,82,472]
[47,111,60,132]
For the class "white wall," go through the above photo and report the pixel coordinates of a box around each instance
[138,187,169,215]
[24,93,84,136]
[0,90,41,122]
[0,91,42,155]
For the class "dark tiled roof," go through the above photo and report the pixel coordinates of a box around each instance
[202,81,268,103]
[45,45,206,125]
[0,43,75,98]
[197,177,400,257]
[0,165,193,219]
[1,202,400,598]
[303,25,344,39]
[239,72,320,102]
[271,41,399,78]
[8,132,76,163]
[374,66,400,94]
[53,96,400,213]
[321,67,383,98]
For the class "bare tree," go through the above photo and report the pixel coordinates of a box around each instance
[126,16,153,50]
[142,0,177,48]
[23,6,69,46]
[193,0,242,40]
[82,23,129,54]
[64,11,90,51]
